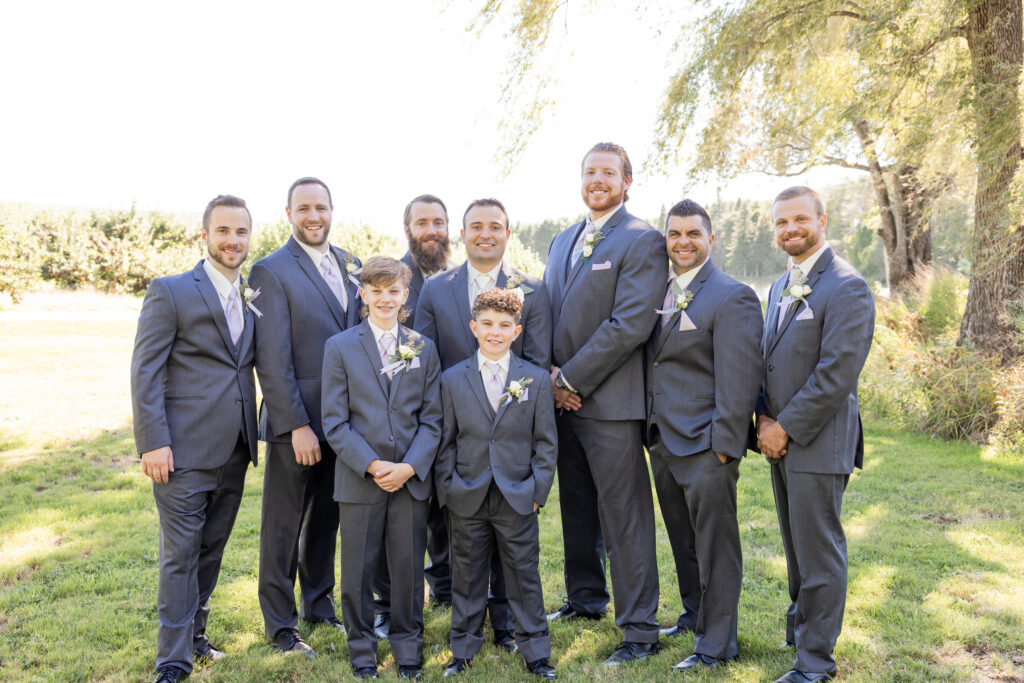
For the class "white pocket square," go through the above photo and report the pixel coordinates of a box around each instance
[796,305,814,321]
[591,261,612,271]
[410,356,421,369]
[677,311,697,331]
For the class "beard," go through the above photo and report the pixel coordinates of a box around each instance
[408,233,451,276]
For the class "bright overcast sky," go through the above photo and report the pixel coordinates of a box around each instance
[1,0,853,238]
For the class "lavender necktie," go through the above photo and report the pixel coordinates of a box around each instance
[661,280,676,328]
[321,255,348,311]
[484,361,504,412]
[776,269,798,333]
[570,220,596,267]
[379,332,395,378]
[226,287,243,345]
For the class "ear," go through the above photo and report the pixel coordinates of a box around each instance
[469,319,478,335]
[512,323,523,341]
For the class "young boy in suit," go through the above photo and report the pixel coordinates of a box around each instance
[434,288,558,679]
[321,255,443,680]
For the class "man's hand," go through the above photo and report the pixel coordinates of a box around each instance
[549,366,582,411]
[716,452,729,465]
[757,416,789,460]
[373,463,415,492]
[141,446,174,484]
[533,501,540,514]
[292,425,321,466]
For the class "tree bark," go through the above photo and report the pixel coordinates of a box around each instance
[959,0,1024,360]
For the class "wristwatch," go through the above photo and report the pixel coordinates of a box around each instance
[555,371,578,394]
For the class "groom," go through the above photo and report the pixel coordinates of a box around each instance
[131,194,259,683]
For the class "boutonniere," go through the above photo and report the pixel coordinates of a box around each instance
[504,273,534,301]
[344,258,362,287]
[499,376,534,406]
[781,270,812,309]
[655,285,694,315]
[581,228,605,263]
[381,338,425,375]
[240,281,263,318]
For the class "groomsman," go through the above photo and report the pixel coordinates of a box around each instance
[415,197,552,648]
[756,187,875,683]
[543,142,666,665]
[644,200,762,671]
[250,177,361,657]
[131,194,258,683]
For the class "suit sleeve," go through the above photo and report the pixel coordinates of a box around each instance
[413,280,438,342]
[249,262,310,437]
[130,278,176,454]
[711,285,764,459]
[520,281,553,370]
[530,373,558,507]
[402,342,443,481]
[560,229,665,396]
[321,338,379,475]
[434,373,458,508]
[776,277,875,447]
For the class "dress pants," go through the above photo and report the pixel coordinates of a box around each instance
[770,461,849,673]
[339,488,428,669]
[152,437,249,673]
[555,413,659,643]
[449,483,549,662]
[258,440,339,638]
[650,440,742,659]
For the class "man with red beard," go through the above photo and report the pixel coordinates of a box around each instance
[373,194,454,640]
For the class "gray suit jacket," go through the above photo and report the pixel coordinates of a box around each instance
[435,355,557,517]
[758,248,875,474]
[400,252,425,328]
[543,206,667,420]
[321,320,443,504]
[131,261,258,468]
[249,236,361,443]
[415,261,552,371]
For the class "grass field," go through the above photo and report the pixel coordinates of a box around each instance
[1,291,1022,682]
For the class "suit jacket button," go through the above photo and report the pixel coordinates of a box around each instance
[388,436,394,442]
[653,361,660,367]
[235,399,242,405]
[768,364,774,372]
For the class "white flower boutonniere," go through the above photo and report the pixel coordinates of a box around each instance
[241,282,263,318]
[782,270,812,309]
[505,273,534,301]
[581,229,605,263]
[655,285,694,315]
[381,339,426,375]
[345,258,362,287]
[499,376,534,406]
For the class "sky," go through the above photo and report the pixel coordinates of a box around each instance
[0,0,855,239]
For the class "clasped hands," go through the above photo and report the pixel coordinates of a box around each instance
[366,459,415,492]
[549,365,582,412]
[756,416,789,460]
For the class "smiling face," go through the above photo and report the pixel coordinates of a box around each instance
[202,206,251,278]
[772,195,826,263]
[287,183,333,250]
[665,214,714,275]
[405,200,450,273]
[581,150,631,216]
[470,307,522,361]
[462,204,509,270]
[359,279,409,329]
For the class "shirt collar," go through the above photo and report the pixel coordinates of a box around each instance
[792,241,830,277]
[467,260,503,283]
[296,238,336,271]
[368,319,399,345]
[669,256,710,292]
[477,350,510,375]
[202,259,240,303]
[588,202,624,230]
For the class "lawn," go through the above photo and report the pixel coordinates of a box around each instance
[1,291,1022,682]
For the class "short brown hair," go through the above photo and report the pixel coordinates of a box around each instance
[462,198,509,229]
[202,194,251,232]
[287,177,332,208]
[582,142,632,202]
[773,186,826,217]
[403,194,448,227]
[359,255,413,322]
[472,288,523,324]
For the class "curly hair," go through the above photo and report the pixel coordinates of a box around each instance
[472,287,523,324]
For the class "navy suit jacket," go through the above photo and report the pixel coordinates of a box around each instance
[131,261,258,468]
[249,236,361,443]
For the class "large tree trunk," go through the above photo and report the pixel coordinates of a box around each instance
[959,0,1024,360]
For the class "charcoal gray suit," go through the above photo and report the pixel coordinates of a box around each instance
[644,260,762,660]
[131,261,258,674]
[248,236,361,638]
[542,205,665,643]
[399,252,426,329]
[758,247,875,674]
[321,320,442,669]
[435,354,557,662]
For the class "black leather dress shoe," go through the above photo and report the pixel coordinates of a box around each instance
[324,616,346,633]
[353,666,379,679]
[443,657,472,677]
[659,623,696,637]
[193,635,225,664]
[527,657,557,678]
[373,612,391,639]
[546,601,605,622]
[781,640,796,649]
[603,640,661,666]
[672,653,729,671]
[398,664,422,679]
[494,629,517,652]
[272,628,317,659]
[774,668,837,682]
[152,665,188,683]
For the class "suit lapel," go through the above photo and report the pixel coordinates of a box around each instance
[464,360,495,419]
[238,307,254,358]
[561,206,627,304]
[491,356,523,432]
[451,263,476,347]
[287,237,347,329]
[769,248,834,354]
[332,245,361,329]
[193,263,238,360]
[358,321,391,399]
[388,328,415,404]
[654,261,713,358]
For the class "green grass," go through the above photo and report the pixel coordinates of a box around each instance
[1,293,1022,681]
